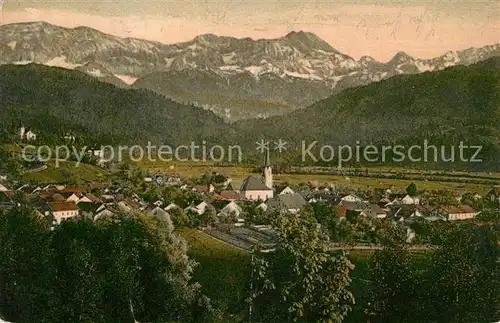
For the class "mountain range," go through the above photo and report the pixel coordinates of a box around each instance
[1,57,499,170]
[1,21,499,121]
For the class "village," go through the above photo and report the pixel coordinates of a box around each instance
[1,145,499,252]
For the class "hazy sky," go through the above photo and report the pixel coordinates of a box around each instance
[1,0,499,61]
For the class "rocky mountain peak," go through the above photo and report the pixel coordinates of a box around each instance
[389,51,415,64]
[1,21,499,122]
[281,30,337,53]
[193,33,220,43]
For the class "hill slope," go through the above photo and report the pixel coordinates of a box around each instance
[0,59,498,170]
[1,22,498,121]
[0,64,229,146]
[233,57,500,170]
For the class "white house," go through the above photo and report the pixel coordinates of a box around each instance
[165,203,180,211]
[94,205,119,221]
[153,200,164,207]
[117,201,133,212]
[194,201,208,215]
[25,130,37,141]
[148,207,171,222]
[240,176,273,201]
[266,193,307,214]
[340,194,363,203]
[256,202,268,212]
[193,184,215,193]
[279,186,295,195]
[65,193,81,203]
[218,201,243,218]
[64,133,76,142]
[406,227,416,243]
[186,201,208,215]
[19,126,25,139]
[439,205,477,221]
[411,205,434,217]
[78,195,94,203]
[19,126,36,140]
[361,204,387,218]
[401,195,420,205]
[87,147,104,159]
[49,201,79,224]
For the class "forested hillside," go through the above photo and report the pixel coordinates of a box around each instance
[1,58,499,169]
[233,57,500,169]
[0,64,230,146]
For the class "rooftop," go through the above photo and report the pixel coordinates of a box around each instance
[241,176,272,191]
[48,201,79,212]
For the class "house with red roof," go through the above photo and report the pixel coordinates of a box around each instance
[218,190,242,201]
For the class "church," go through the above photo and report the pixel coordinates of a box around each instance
[240,149,274,201]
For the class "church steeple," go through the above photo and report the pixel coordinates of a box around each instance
[263,148,273,189]
[265,147,270,168]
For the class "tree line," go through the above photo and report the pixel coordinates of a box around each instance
[0,205,498,322]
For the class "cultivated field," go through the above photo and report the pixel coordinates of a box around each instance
[22,160,108,183]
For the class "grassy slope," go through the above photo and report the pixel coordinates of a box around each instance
[177,228,251,314]
[23,160,108,183]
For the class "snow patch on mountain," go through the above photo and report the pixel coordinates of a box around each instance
[164,57,175,69]
[115,74,138,85]
[443,51,460,63]
[219,65,241,71]
[13,61,32,65]
[284,70,323,81]
[244,66,264,77]
[415,61,434,72]
[87,68,105,77]
[0,22,498,121]
[44,56,81,69]
[222,52,237,64]
[7,41,17,50]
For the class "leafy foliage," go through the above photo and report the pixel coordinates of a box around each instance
[367,224,500,323]
[0,207,212,323]
[406,182,417,197]
[250,212,355,322]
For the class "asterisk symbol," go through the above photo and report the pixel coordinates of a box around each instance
[274,139,287,153]
[255,139,270,154]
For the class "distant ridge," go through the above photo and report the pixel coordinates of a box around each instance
[0,21,499,121]
[0,58,499,169]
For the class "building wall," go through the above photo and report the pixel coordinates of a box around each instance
[53,210,79,223]
[401,196,420,205]
[341,195,361,202]
[243,190,273,201]
[264,167,273,189]
[448,213,475,221]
